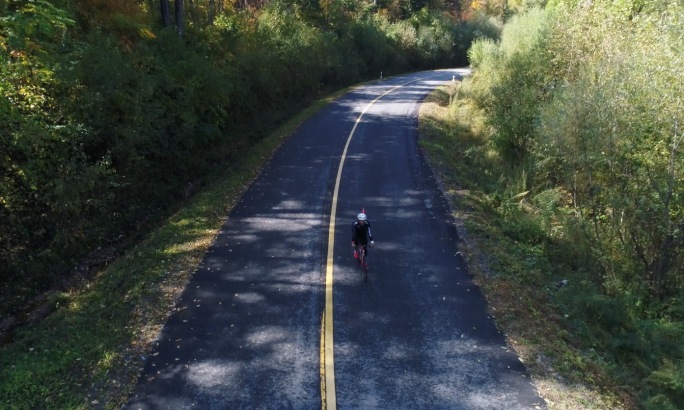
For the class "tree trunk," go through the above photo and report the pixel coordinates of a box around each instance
[160,0,171,28]
[653,118,683,295]
[175,0,185,38]
[208,0,215,25]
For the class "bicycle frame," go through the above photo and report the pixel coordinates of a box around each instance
[355,243,368,281]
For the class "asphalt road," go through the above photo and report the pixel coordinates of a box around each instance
[125,70,546,409]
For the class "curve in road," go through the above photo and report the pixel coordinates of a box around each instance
[125,70,546,410]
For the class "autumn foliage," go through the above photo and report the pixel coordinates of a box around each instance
[0,0,495,319]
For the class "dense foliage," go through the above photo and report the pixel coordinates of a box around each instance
[0,0,498,317]
[463,1,684,407]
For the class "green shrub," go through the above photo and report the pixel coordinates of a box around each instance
[386,19,418,68]
[501,212,546,245]
[348,16,395,75]
[537,1,684,300]
[644,360,684,410]
[465,7,554,165]
[453,12,501,66]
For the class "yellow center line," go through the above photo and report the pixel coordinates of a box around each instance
[320,74,441,410]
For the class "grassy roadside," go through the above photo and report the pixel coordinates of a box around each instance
[0,89,348,409]
[418,83,637,409]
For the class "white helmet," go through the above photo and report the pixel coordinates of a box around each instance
[357,213,367,221]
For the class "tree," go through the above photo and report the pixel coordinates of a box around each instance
[159,0,184,37]
[161,0,171,27]
[175,0,185,37]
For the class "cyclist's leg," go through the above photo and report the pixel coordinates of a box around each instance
[361,244,369,272]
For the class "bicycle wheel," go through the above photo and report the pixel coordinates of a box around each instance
[361,248,368,282]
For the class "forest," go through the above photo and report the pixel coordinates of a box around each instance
[438,0,683,408]
[2,0,683,408]
[0,0,495,315]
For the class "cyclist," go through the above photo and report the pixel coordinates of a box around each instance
[351,212,374,259]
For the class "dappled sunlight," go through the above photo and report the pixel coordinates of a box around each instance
[122,68,500,409]
[221,233,259,243]
[96,350,117,370]
[170,217,209,229]
[186,360,240,389]
[464,391,527,408]
[345,152,372,162]
[164,237,215,256]
[271,199,305,210]
[232,291,266,305]
[154,364,186,382]
[331,150,545,407]
[242,214,319,233]
[364,195,419,210]
[244,325,290,347]
[381,341,413,361]
[535,378,611,410]
[377,206,422,218]
[333,311,538,408]
[129,184,327,406]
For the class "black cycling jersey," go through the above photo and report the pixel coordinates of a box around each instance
[351,220,373,245]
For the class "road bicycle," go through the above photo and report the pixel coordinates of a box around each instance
[354,243,368,282]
